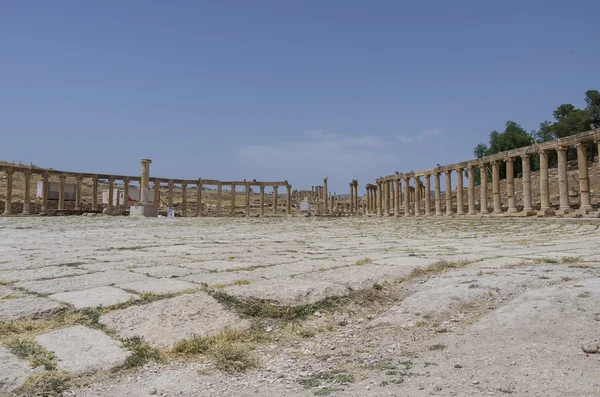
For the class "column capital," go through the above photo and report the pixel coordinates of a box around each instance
[504,156,515,163]
[522,153,532,159]
[5,168,14,175]
[555,145,568,152]
[59,173,67,180]
[576,141,587,148]
[456,167,464,172]
[123,177,130,183]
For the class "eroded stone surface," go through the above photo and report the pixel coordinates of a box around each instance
[116,279,198,295]
[0,285,23,299]
[99,292,250,348]
[0,346,34,393]
[0,296,63,321]
[49,286,139,309]
[36,325,130,372]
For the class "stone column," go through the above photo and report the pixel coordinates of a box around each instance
[384,180,391,216]
[197,182,203,216]
[349,183,354,214]
[506,157,517,213]
[259,185,265,216]
[424,174,431,216]
[140,159,151,203]
[557,146,570,213]
[456,169,464,215]
[122,178,129,209]
[22,171,31,215]
[404,177,411,217]
[167,181,174,209]
[480,164,489,214]
[3,169,13,215]
[230,184,236,217]
[434,173,442,216]
[577,142,592,212]
[539,150,550,211]
[323,178,328,213]
[445,170,453,215]
[217,183,223,216]
[273,186,278,215]
[181,183,187,217]
[106,177,114,211]
[46,173,53,212]
[286,185,292,215]
[394,179,400,217]
[75,176,82,211]
[414,178,421,216]
[492,161,501,214]
[377,182,383,216]
[58,175,66,210]
[154,180,161,207]
[467,167,475,215]
[521,155,534,213]
[245,184,251,216]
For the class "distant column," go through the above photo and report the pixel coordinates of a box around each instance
[404,177,411,217]
[245,184,251,216]
[230,184,236,217]
[106,177,114,210]
[323,178,328,213]
[384,180,391,216]
[434,173,442,216]
[22,171,31,215]
[259,185,265,216]
[456,169,464,215]
[480,164,489,214]
[3,169,13,215]
[168,181,174,209]
[377,181,383,216]
[44,173,51,211]
[539,150,550,211]
[492,161,501,214]
[181,183,187,217]
[577,142,592,212]
[273,185,278,214]
[349,183,354,214]
[394,179,400,217]
[467,167,475,215]
[354,183,359,214]
[123,178,130,209]
[557,146,570,213]
[58,174,66,211]
[197,182,203,216]
[154,179,161,207]
[506,157,517,213]
[521,154,533,213]
[414,178,421,216]
[424,174,431,216]
[445,170,453,215]
[217,183,223,216]
[286,184,292,215]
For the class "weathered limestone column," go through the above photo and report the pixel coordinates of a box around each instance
[414,178,421,216]
[217,183,223,216]
[404,177,411,217]
[521,154,534,213]
[394,179,400,217]
[434,173,442,216]
[259,184,265,216]
[181,183,187,217]
[22,171,31,215]
[58,174,66,210]
[3,169,13,215]
[286,184,292,215]
[167,181,174,208]
[154,180,161,207]
[506,157,517,213]
[354,183,359,214]
[467,167,475,215]
[456,169,464,215]
[197,182,203,216]
[377,181,383,216]
[349,183,354,214]
[140,159,151,203]
[123,178,130,209]
[273,185,278,215]
[424,174,431,216]
[557,146,570,213]
[244,184,250,216]
[106,177,114,211]
[445,170,453,215]
[577,142,592,212]
[539,150,551,212]
[480,164,489,214]
[44,173,51,212]
[323,178,328,213]
[384,180,391,216]
[492,161,501,214]
[230,184,236,217]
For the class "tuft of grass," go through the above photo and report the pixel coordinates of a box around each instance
[1,294,20,300]
[429,343,447,351]
[228,256,237,260]
[0,280,16,285]
[232,279,251,286]
[6,337,56,370]
[230,266,257,272]
[14,371,73,397]
[172,329,247,355]
[298,369,355,389]
[117,336,163,369]
[536,257,559,264]
[211,283,226,289]
[138,291,158,300]
[404,260,471,279]
[373,282,383,290]
[561,256,582,264]
[354,257,373,266]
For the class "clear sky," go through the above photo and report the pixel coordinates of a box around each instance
[1,1,598,194]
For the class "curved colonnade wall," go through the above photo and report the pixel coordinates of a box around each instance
[366,128,600,217]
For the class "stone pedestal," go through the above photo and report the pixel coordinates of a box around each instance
[129,203,158,217]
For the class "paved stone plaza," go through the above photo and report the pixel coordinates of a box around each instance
[1,216,599,396]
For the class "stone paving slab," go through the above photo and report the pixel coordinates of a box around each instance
[36,325,130,373]
[0,265,90,283]
[116,279,199,295]
[99,292,250,348]
[49,286,139,309]
[223,278,349,306]
[0,346,34,393]
[180,260,256,272]
[0,285,24,299]
[129,265,197,278]
[15,270,151,295]
[0,296,64,321]
[180,272,262,287]
[299,264,414,289]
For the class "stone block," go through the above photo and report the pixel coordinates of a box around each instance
[0,296,63,321]
[0,346,34,393]
[129,204,157,217]
[49,286,139,309]
[36,325,130,373]
[0,285,23,299]
[116,279,198,295]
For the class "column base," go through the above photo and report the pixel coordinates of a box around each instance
[555,208,571,216]
[510,210,537,217]
[507,208,518,213]
[582,211,600,218]
[578,205,593,214]
[537,209,555,217]
[129,204,157,217]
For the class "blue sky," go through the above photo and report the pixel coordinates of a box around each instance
[1,1,598,194]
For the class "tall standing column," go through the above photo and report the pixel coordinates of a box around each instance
[323,178,328,214]
[181,183,187,217]
[424,174,431,216]
[154,180,161,208]
[22,171,31,215]
[216,183,223,216]
[197,182,203,216]
[404,177,411,217]
[577,142,592,212]
[58,174,65,210]
[349,183,354,214]
[259,185,265,216]
[56,174,63,211]
[445,170,453,215]
[106,177,114,211]
[467,167,475,215]
[245,184,251,216]
[3,169,13,215]
[377,181,383,217]
[167,181,174,208]
[557,146,570,213]
[122,178,129,209]
[414,178,421,216]
[273,186,278,215]
[480,164,489,214]
[521,155,533,213]
[456,169,464,215]
[492,161,501,214]
[539,150,550,211]
[286,184,292,215]
[354,183,359,214]
[384,180,391,216]
[394,179,400,217]
[230,184,236,217]
[434,173,442,216]
[506,157,517,213]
